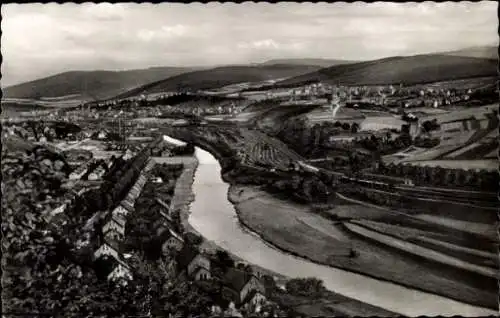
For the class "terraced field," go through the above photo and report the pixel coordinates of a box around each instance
[238,129,303,169]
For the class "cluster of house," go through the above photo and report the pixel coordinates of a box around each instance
[149,137,176,157]
[92,158,156,284]
[69,159,109,180]
[175,244,268,314]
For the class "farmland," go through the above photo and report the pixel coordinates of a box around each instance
[228,184,498,309]
[403,159,497,171]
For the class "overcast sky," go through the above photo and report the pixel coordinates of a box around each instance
[2,2,497,86]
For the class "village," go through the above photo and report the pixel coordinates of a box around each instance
[3,121,331,317]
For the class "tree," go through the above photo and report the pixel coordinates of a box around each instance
[214,250,235,274]
[351,122,360,133]
[184,232,203,247]
[285,278,326,299]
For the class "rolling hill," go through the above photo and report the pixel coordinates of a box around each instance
[259,58,358,68]
[276,54,498,87]
[2,67,199,101]
[114,64,323,99]
[441,45,497,60]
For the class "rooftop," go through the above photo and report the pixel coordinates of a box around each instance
[222,268,256,293]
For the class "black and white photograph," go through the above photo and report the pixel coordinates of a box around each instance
[1,2,498,317]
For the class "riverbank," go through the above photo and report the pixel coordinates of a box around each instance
[154,155,288,284]
[161,131,497,315]
[228,184,497,311]
[179,150,401,317]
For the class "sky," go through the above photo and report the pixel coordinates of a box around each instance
[1,1,497,86]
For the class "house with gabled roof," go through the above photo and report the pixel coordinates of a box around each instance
[161,228,185,254]
[94,237,121,261]
[112,198,134,219]
[177,245,211,281]
[107,260,133,285]
[88,165,106,180]
[103,214,125,241]
[221,268,267,309]
[93,237,133,285]
[155,197,171,218]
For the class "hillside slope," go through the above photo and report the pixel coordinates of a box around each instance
[2,67,198,101]
[260,58,358,68]
[277,54,498,87]
[115,64,322,99]
[441,46,497,60]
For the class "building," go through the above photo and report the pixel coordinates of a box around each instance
[221,268,266,308]
[161,228,185,254]
[94,239,120,261]
[242,290,268,313]
[329,135,356,143]
[103,215,125,241]
[177,246,212,281]
[88,165,106,180]
[107,261,133,285]
[94,238,132,285]
[155,198,171,218]
[409,120,420,138]
[69,164,89,180]
[112,201,134,219]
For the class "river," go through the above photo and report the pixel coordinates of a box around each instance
[187,145,496,317]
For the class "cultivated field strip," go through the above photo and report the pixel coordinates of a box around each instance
[345,222,499,279]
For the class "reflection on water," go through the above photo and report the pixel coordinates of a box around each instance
[189,146,495,317]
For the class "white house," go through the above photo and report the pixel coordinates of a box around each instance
[69,166,88,180]
[88,166,106,180]
[107,262,133,285]
[103,217,125,241]
[112,202,133,219]
[242,290,267,313]
[97,130,108,140]
[94,241,120,261]
[123,149,134,160]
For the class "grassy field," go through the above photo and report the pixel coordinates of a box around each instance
[423,103,497,122]
[413,214,497,238]
[229,184,498,309]
[272,290,399,317]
